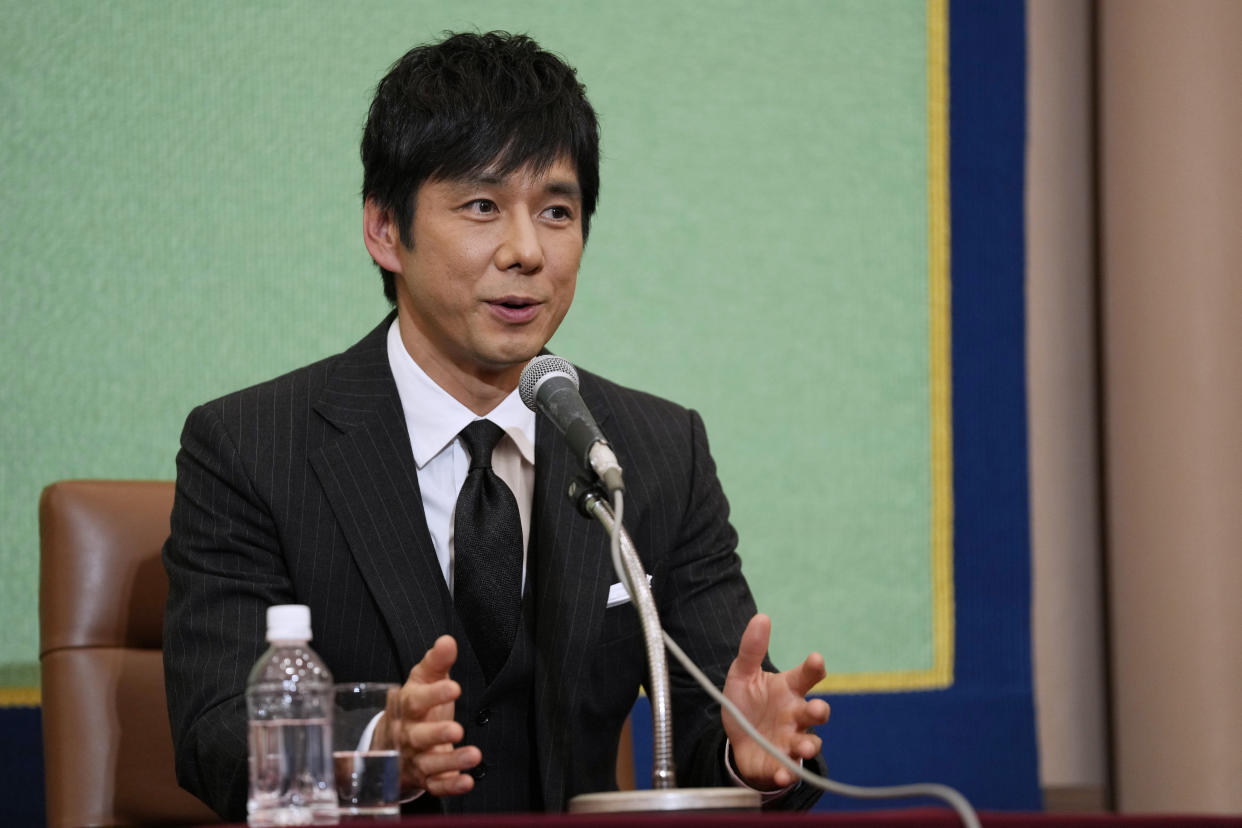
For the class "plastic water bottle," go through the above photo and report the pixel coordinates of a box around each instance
[246,605,338,826]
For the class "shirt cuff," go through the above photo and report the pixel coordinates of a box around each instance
[358,711,384,751]
[360,712,424,804]
[723,739,800,802]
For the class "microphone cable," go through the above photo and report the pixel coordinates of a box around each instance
[606,489,982,828]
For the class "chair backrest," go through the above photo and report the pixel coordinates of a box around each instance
[39,480,220,827]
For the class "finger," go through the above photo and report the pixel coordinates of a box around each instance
[792,731,823,760]
[732,614,771,678]
[401,677,461,720]
[409,635,458,683]
[794,697,831,729]
[415,745,481,782]
[786,651,827,696]
[402,719,465,753]
[423,769,476,798]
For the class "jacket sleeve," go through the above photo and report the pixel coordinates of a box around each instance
[653,407,825,811]
[162,401,295,820]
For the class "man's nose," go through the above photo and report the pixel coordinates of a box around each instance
[494,213,544,274]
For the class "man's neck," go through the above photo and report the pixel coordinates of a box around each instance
[395,320,523,416]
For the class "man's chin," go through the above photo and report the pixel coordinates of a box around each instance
[473,349,543,384]
[482,341,547,371]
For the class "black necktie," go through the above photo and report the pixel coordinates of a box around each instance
[453,419,522,684]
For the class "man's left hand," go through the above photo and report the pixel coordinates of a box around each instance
[721,613,831,790]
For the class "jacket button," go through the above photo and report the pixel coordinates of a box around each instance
[475,708,490,726]
[470,761,489,780]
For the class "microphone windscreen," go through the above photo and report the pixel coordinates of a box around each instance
[519,355,580,411]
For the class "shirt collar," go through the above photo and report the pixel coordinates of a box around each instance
[386,319,536,468]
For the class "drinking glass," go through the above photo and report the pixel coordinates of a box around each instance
[333,682,401,818]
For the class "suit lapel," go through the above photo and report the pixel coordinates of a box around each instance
[532,375,617,809]
[308,327,619,808]
[308,317,453,671]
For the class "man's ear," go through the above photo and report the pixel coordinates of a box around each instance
[363,199,405,273]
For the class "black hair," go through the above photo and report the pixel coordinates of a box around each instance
[361,31,601,303]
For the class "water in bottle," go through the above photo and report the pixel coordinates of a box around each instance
[246,604,338,826]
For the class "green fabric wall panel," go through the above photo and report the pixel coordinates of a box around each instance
[3,1,934,692]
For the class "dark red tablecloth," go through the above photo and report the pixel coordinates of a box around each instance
[276,809,1242,828]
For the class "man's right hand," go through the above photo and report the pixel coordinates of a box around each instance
[372,634,481,798]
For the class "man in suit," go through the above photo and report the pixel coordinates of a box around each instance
[163,31,829,819]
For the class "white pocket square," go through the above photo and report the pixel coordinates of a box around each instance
[606,575,652,608]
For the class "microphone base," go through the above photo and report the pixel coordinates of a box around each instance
[567,788,761,814]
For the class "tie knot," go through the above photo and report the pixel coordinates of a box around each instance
[459,419,506,470]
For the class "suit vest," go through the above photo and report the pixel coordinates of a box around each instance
[425,583,541,814]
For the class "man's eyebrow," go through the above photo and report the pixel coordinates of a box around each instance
[544,179,582,199]
[447,172,581,199]
[445,172,504,189]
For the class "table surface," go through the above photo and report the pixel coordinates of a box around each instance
[224,807,1242,828]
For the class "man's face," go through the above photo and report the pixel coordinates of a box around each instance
[389,157,584,395]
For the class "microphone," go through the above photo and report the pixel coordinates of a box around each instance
[519,355,624,494]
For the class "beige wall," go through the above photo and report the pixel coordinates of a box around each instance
[1028,0,1242,814]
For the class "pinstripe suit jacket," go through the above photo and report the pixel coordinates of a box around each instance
[163,315,821,818]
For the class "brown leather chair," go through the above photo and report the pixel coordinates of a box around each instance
[38,479,636,826]
[38,480,220,827]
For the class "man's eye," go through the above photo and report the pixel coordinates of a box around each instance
[543,206,572,220]
[466,199,497,214]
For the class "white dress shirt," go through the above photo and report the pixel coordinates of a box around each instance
[386,319,536,595]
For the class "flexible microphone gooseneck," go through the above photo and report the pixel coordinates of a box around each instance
[519,355,624,494]
[524,355,980,826]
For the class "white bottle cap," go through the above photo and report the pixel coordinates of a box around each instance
[266,604,312,642]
